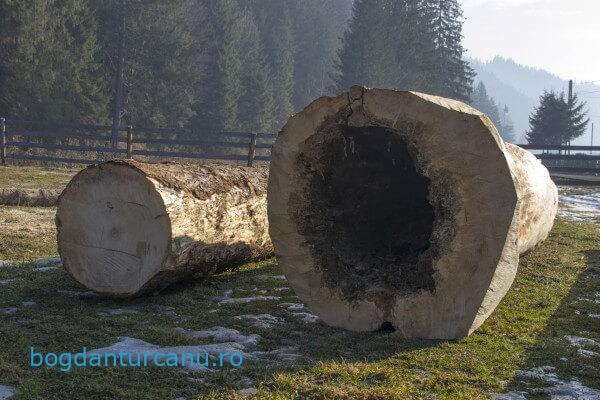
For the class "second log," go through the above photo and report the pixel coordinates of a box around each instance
[56,160,272,297]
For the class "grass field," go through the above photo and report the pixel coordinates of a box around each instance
[0,212,598,399]
[0,166,74,190]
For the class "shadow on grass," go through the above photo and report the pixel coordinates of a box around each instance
[501,249,600,395]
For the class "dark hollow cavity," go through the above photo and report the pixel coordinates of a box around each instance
[291,123,437,303]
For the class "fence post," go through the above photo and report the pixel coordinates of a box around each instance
[126,125,133,159]
[1,117,6,166]
[247,133,257,167]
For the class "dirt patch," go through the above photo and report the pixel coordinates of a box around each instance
[290,119,438,304]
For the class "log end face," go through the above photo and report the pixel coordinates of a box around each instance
[269,87,521,339]
[56,162,171,296]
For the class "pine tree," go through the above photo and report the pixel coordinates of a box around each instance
[335,0,392,91]
[499,105,516,143]
[0,0,109,122]
[240,0,294,131]
[237,9,274,133]
[94,0,199,128]
[471,82,517,142]
[292,0,353,108]
[191,0,243,133]
[421,0,474,101]
[527,91,588,145]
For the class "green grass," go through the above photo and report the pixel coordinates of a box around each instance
[0,165,74,190]
[0,218,598,399]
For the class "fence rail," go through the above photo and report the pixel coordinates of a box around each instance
[516,144,600,172]
[0,118,275,167]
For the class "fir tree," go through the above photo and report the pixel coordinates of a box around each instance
[292,0,352,107]
[94,0,199,128]
[421,0,474,101]
[191,0,243,132]
[241,0,295,131]
[526,91,588,145]
[237,9,274,133]
[0,0,109,122]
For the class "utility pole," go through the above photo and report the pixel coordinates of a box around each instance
[591,122,595,155]
[567,80,573,154]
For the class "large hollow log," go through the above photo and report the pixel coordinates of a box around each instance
[267,86,557,339]
[56,160,272,297]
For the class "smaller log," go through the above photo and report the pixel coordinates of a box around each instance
[56,160,272,297]
[0,188,61,206]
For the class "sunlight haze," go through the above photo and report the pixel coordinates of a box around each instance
[461,0,600,82]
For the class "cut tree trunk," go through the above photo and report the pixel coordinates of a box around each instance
[267,86,557,339]
[56,160,272,297]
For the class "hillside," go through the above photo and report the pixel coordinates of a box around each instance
[470,56,599,145]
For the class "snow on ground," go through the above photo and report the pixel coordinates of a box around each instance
[176,326,261,347]
[558,186,600,223]
[0,385,16,400]
[233,314,284,329]
[88,324,301,370]
[217,296,280,305]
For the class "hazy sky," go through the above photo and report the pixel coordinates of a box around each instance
[460,0,600,83]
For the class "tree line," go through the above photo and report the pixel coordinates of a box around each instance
[0,0,353,133]
[0,0,482,135]
[1,0,585,144]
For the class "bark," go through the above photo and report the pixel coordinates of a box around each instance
[0,188,61,206]
[267,86,557,339]
[56,160,272,297]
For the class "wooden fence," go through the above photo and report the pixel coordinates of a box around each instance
[0,118,275,167]
[517,144,600,172]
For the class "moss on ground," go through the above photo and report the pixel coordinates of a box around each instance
[0,218,598,399]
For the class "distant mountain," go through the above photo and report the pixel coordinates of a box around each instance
[469,56,599,145]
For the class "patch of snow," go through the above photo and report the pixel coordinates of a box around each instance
[251,346,302,363]
[544,379,600,399]
[175,326,261,347]
[0,385,16,400]
[97,307,139,317]
[218,296,280,305]
[209,289,234,303]
[33,257,61,266]
[21,301,36,307]
[578,349,599,358]
[56,289,97,297]
[565,336,599,348]
[515,366,560,383]
[491,392,526,400]
[234,314,284,329]
[237,387,258,397]
[32,266,58,272]
[88,335,300,370]
[0,261,14,268]
[279,303,305,311]
[291,312,320,324]
[88,337,244,370]
[273,287,290,292]
[588,314,600,319]
[258,274,287,281]
[0,279,19,285]
[148,304,177,316]
[514,365,600,399]
[0,307,18,315]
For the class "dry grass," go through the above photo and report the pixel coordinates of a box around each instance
[0,206,57,260]
[0,166,75,190]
